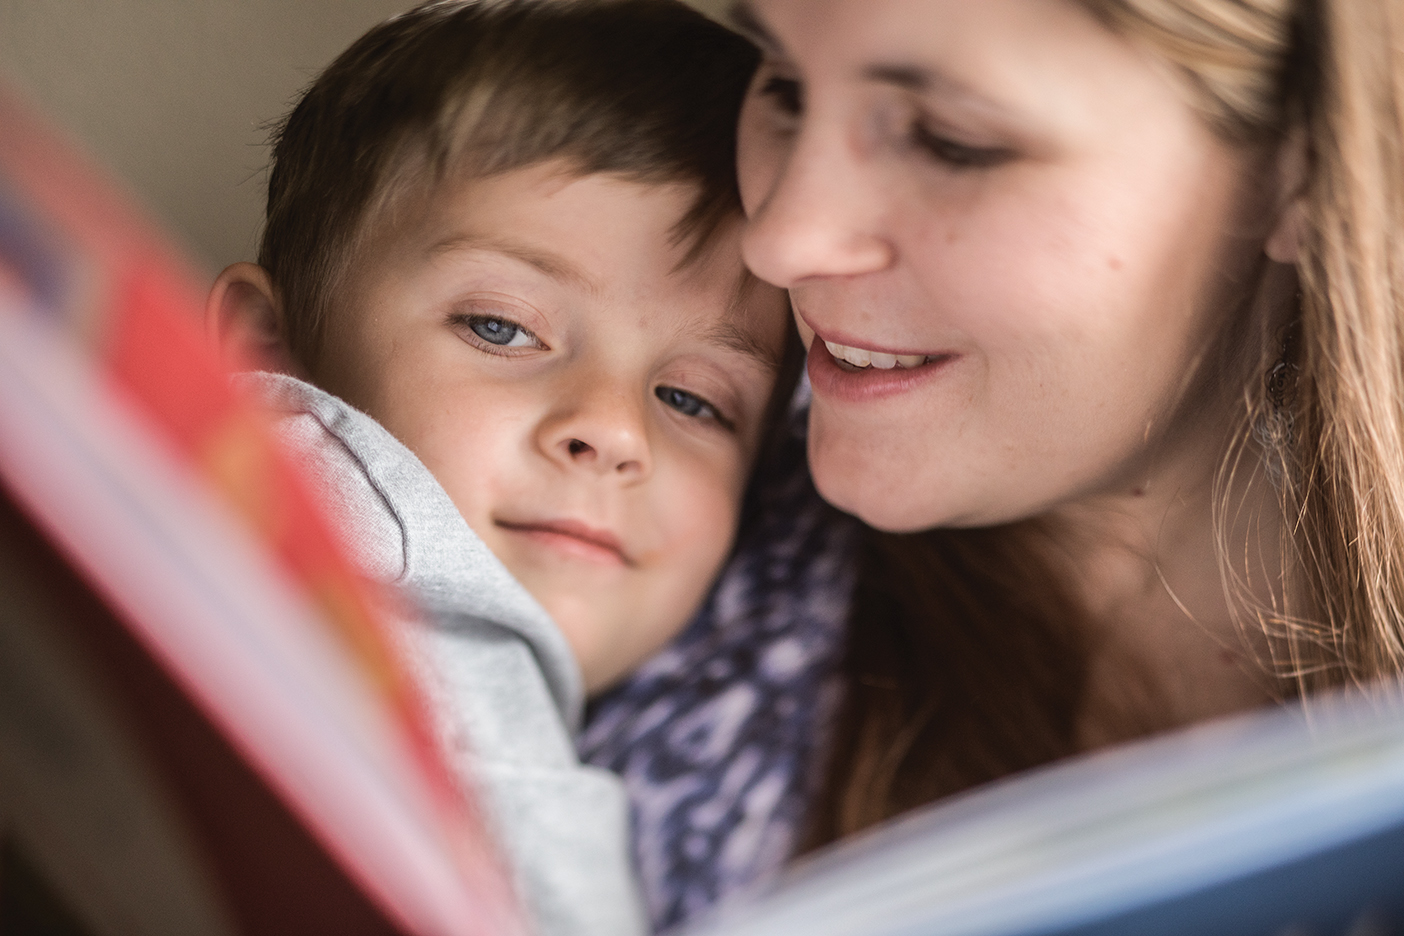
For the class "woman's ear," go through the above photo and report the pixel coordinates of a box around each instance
[1265,126,1308,264]
[206,262,300,374]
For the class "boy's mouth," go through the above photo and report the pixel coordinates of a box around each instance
[495,518,633,567]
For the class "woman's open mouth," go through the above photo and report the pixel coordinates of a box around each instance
[805,333,955,402]
[821,339,935,371]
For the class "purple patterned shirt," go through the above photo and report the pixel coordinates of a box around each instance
[581,395,859,931]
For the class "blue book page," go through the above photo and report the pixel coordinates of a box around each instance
[688,684,1404,936]
[1062,820,1404,936]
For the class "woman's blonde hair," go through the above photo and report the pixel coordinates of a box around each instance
[1084,0,1404,690]
[810,0,1404,844]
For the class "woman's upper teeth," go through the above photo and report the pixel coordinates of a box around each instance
[824,340,927,370]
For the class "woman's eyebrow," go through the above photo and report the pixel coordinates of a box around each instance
[863,62,1016,119]
[863,62,988,101]
[864,63,937,92]
[727,2,783,54]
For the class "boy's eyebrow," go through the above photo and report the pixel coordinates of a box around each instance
[429,235,598,294]
[703,320,781,372]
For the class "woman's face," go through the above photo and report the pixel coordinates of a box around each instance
[736,0,1280,532]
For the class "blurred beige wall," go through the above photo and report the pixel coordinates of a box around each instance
[0,0,732,275]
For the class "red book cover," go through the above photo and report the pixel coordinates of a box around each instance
[0,84,526,936]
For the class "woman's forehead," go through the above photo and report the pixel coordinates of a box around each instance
[737,0,1130,85]
[747,0,1195,160]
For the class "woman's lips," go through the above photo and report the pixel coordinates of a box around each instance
[805,331,955,403]
[495,518,633,566]
[818,338,932,370]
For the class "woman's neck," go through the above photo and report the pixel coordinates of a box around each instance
[1047,427,1286,748]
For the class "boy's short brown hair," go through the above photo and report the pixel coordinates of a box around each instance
[259,0,761,369]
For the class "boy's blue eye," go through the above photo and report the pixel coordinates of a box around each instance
[454,313,540,349]
[655,385,731,430]
[470,316,527,346]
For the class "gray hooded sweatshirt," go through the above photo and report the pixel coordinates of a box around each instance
[245,373,646,936]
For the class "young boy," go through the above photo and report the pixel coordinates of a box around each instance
[206,2,789,935]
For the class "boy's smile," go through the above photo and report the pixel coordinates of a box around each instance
[310,161,790,692]
[495,517,634,567]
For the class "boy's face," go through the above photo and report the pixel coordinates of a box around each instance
[313,162,790,693]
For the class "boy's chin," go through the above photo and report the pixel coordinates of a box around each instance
[546,599,688,696]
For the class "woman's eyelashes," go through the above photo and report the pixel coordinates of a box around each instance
[753,63,1011,170]
[909,120,1014,168]
[655,385,734,431]
[448,312,545,353]
[759,72,803,117]
[756,69,1011,170]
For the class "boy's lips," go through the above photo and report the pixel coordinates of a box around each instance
[494,517,633,566]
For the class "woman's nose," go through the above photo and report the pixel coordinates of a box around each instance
[740,120,895,287]
[539,386,652,481]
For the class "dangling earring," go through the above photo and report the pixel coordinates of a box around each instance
[1268,291,1301,407]
[1254,309,1300,484]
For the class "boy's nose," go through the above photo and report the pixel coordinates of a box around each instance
[540,389,652,481]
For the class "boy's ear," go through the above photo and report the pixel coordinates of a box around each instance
[1265,125,1308,265]
[206,262,300,374]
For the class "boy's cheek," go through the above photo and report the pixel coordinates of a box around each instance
[596,485,739,690]
[651,462,745,601]
[655,447,750,542]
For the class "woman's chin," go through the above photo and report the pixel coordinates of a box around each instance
[808,440,944,532]
[807,431,1042,532]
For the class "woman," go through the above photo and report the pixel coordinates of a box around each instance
[732,0,1404,845]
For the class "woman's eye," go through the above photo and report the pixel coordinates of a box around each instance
[910,122,1013,169]
[452,313,542,350]
[655,386,732,430]
[758,73,803,117]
